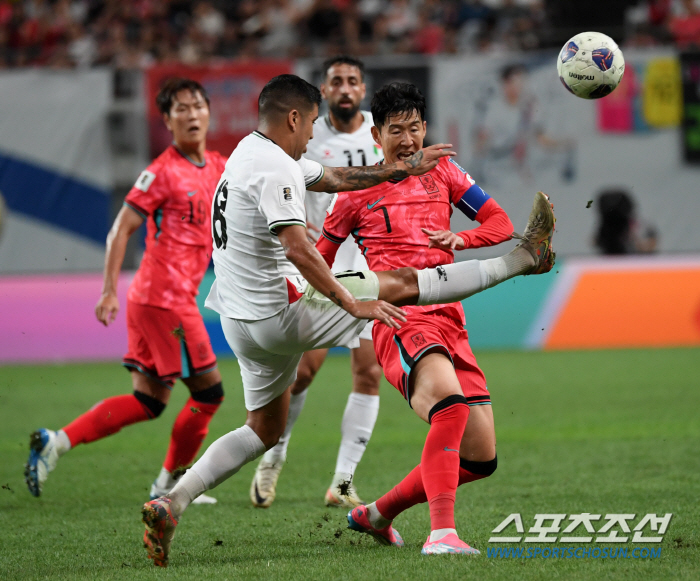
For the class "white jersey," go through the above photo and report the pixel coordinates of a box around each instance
[205,131,324,321]
[305,112,383,273]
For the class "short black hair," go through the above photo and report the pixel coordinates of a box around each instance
[371,82,426,128]
[322,55,365,81]
[258,74,322,119]
[156,78,209,115]
[501,63,526,81]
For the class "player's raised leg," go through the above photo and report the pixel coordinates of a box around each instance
[250,348,328,508]
[326,337,381,507]
[375,191,555,310]
[25,370,170,497]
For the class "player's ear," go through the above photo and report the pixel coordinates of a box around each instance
[359,83,367,101]
[371,125,381,145]
[320,83,328,100]
[162,112,173,132]
[288,109,298,132]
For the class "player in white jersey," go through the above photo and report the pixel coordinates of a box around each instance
[250,57,383,509]
[140,73,556,568]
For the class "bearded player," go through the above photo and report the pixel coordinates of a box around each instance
[250,56,383,509]
[25,78,226,504]
[316,83,554,554]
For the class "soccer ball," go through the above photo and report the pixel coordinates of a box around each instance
[557,31,625,100]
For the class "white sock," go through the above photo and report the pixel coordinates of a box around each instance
[261,391,307,465]
[55,430,71,456]
[430,528,457,542]
[170,425,265,518]
[416,247,534,306]
[366,501,392,529]
[153,467,177,492]
[334,393,379,478]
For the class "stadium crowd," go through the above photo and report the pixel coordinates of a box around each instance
[1,0,699,69]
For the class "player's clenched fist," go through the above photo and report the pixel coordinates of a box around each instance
[95,293,119,326]
[421,228,466,251]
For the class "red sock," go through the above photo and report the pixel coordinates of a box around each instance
[163,397,221,473]
[62,394,151,446]
[375,460,488,522]
[421,403,469,531]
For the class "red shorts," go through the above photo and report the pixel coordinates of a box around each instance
[373,310,490,408]
[123,300,217,387]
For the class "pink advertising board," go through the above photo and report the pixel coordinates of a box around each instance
[0,273,133,364]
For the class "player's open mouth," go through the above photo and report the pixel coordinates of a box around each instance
[397,152,415,160]
[187,126,200,133]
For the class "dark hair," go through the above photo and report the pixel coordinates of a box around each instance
[156,78,209,115]
[501,63,526,82]
[595,189,634,255]
[371,82,426,128]
[258,74,322,119]
[322,55,365,81]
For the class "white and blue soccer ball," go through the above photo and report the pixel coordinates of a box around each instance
[557,31,625,100]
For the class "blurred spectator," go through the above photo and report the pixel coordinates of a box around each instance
[594,189,658,255]
[0,0,687,69]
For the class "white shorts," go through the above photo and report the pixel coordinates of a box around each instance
[221,270,380,411]
[333,240,373,342]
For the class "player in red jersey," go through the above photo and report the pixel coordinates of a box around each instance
[25,78,227,503]
[318,83,550,554]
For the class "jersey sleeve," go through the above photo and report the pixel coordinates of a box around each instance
[258,160,308,236]
[442,157,514,248]
[297,156,325,188]
[124,162,169,218]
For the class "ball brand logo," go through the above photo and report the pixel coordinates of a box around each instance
[569,72,595,81]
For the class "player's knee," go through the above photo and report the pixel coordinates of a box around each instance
[190,382,224,404]
[133,391,166,419]
[396,266,418,287]
[353,363,382,394]
[459,455,498,478]
[293,364,319,392]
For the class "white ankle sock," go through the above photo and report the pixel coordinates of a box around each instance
[170,425,265,518]
[430,528,457,542]
[334,393,379,477]
[55,430,71,456]
[366,502,392,529]
[416,247,534,306]
[154,467,177,492]
[262,391,307,465]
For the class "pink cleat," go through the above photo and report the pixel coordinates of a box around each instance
[421,533,480,555]
[347,506,404,547]
[142,497,178,567]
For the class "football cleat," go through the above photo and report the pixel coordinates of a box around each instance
[512,191,556,275]
[142,497,178,568]
[421,532,480,555]
[250,458,284,508]
[347,505,404,547]
[24,429,60,497]
[325,478,364,508]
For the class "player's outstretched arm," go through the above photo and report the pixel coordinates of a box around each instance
[277,224,407,328]
[95,205,144,326]
[308,144,456,193]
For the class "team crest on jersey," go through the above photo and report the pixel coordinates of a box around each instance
[135,170,156,192]
[419,175,440,195]
[411,333,427,348]
[277,184,297,206]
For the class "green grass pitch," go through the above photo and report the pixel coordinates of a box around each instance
[1,348,699,580]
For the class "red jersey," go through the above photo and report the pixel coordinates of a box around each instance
[317,156,513,321]
[124,145,227,311]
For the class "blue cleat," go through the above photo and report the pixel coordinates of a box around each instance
[24,429,59,497]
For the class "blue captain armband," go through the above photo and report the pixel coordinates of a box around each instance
[455,184,490,221]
